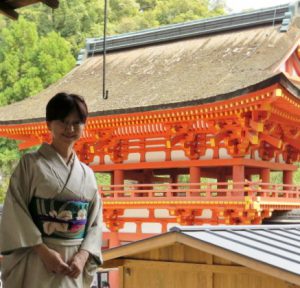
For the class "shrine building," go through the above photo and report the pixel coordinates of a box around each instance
[2,2,300,250]
[102,225,300,288]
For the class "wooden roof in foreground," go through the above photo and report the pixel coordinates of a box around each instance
[0,0,59,20]
[103,224,300,286]
[1,12,300,124]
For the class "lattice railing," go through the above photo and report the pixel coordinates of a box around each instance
[99,182,300,201]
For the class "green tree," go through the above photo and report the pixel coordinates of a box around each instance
[209,0,227,14]
[21,0,105,54]
[35,31,75,86]
[18,0,226,54]
[109,0,226,35]
[0,139,20,202]
[293,164,300,184]
[109,0,140,22]
[136,0,157,11]
[95,173,111,186]
[112,11,159,34]
[0,18,42,104]
[153,0,224,25]
[0,139,40,203]
[0,17,75,105]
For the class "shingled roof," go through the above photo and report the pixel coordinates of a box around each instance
[1,4,300,124]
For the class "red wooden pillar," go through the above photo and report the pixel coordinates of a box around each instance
[109,232,120,288]
[261,168,270,182]
[139,169,153,197]
[218,173,228,191]
[190,166,201,183]
[114,169,124,191]
[283,170,293,190]
[190,166,201,196]
[170,172,178,196]
[170,172,178,186]
[261,168,270,191]
[232,165,244,196]
[161,222,168,233]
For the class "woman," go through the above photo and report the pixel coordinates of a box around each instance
[0,93,102,287]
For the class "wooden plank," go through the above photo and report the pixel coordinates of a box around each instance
[214,273,292,288]
[122,259,256,274]
[119,266,124,288]
[92,158,297,172]
[173,243,185,262]
[207,272,213,288]
[102,259,125,269]
[121,259,294,288]
[206,255,214,288]
[182,245,209,263]
[103,232,177,261]
[174,233,300,286]
[0,3,18,19]
[206,254,213,265]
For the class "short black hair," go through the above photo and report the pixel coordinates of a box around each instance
[46,92,88,123]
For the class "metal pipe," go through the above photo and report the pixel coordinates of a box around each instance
[103,0,109,100]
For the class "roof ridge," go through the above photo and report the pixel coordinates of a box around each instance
[170,223,300,232]
[84,3,292,56]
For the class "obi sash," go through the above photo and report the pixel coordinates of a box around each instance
[29,197,90,239]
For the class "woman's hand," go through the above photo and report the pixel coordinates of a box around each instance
[67,249,89,278]
[33,243,71,275]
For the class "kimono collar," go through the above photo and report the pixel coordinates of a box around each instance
[38,143,86,197]
[38,143,74,168]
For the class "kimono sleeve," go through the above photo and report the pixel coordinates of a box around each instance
[0,154,42,255]
[80,179,103,265]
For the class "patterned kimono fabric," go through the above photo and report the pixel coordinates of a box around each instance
[0,143,102,288]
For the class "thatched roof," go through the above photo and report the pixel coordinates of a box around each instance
[0,0,59,20]
[1,15,300,124]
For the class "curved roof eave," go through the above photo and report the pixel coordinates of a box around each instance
[0,73,297,126]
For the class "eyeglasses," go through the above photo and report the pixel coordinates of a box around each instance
[56,119,84,130]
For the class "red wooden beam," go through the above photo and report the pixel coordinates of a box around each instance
[91,158,297,172]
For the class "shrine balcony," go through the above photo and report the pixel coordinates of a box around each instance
[99,182,300,225]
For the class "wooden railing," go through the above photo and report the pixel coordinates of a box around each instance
[99,182,300,201]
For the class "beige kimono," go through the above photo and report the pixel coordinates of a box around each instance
[0,143,102,288]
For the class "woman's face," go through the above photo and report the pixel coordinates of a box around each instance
[47,109,84,147]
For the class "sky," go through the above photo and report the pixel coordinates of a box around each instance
[226,0,291,13]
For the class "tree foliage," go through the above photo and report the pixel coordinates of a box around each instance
[0,139,20,202]
[109,0,226,34]
[17,0,226,53]
[0,18,75,105]
[21,0,104,54]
